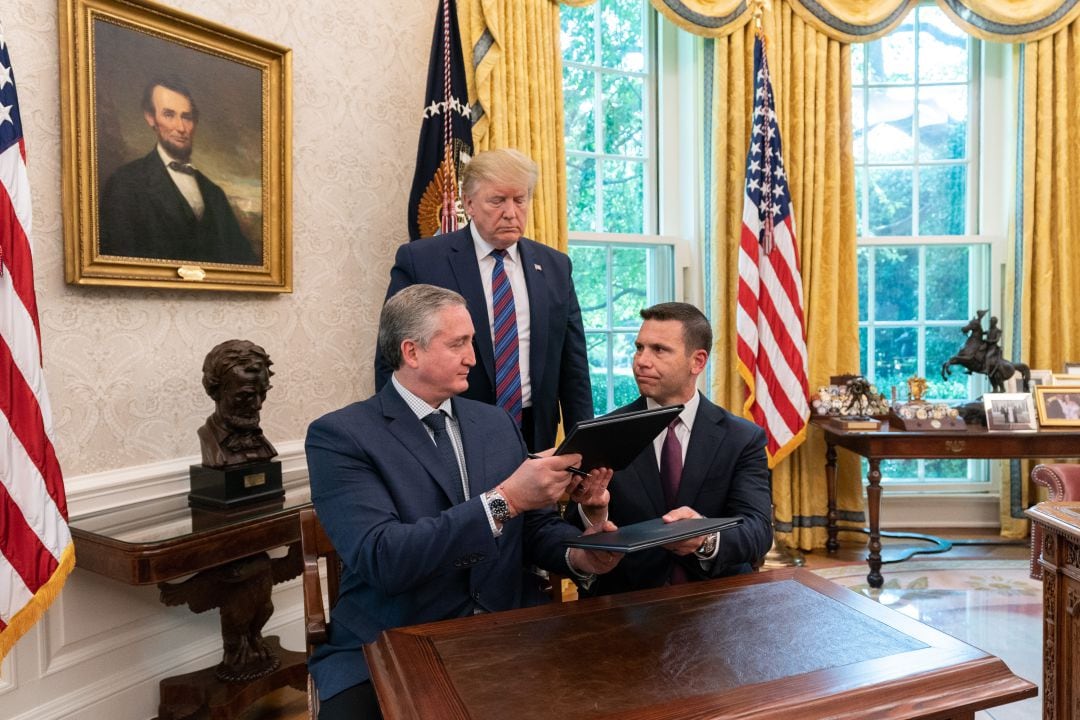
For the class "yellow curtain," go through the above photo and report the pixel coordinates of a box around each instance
[457,0,568,251]
[997,19,1080,537]
[709,7,863,551]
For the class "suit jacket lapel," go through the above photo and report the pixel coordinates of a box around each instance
[453,399,490,498]
[449,227,496,386]
[145,152,196,225]
[675,394,725,509]
[517,239,549,395]
[619,397,667,515]
[379,384,462,505]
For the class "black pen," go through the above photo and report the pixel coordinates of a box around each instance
[526,453,590,477]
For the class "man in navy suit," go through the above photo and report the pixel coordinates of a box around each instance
[98,77,258,265]
[570,302,773,595]
[375,148,592,452]
[308,284,618,719]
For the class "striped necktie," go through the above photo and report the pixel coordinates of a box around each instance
[490,249,522,426]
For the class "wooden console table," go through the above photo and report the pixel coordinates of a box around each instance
[366,568,1034,719]
[1025,501,1080,720]
[69,483,312,720]
[811,416,1080,588]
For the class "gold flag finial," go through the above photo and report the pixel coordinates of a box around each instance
[750,0,768,30]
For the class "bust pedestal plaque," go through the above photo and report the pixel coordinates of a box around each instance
[188,460,283,509]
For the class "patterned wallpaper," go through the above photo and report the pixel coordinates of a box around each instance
[7,0,433,475]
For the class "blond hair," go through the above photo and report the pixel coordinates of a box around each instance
[460,148,539,197]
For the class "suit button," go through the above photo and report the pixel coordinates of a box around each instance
[453,560,463,567]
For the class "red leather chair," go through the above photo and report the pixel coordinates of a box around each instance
[1030,464,1080,578]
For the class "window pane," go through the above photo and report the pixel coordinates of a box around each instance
[867,22,915,83]
[924,458,969,479]
[924,245,970,320]
[566,156,597,232]
[918,85,967,161]
[569,244,607,328]
[585,331,609,412]
[611,246,649,326]
[602,159,645,233]
[873,247,918,321]
[857,246,869,322]
[867,167,913,236]
[854,166,865,234]
[612,332,639,407]
[563,65,596,153]
[603,74,644,156]
[850,42,865,80]
[600,0,644,71]
[926,325,970,400]
[859,326,868,375]
[560,4,594,65]
[919,165,967,235]
[880,459,919,481]
[873,326,917,396]
[852,88,865,163]
[918,7,968,83]
[867,87,914,162]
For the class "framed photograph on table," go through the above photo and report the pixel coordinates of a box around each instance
[983,393,1038,432]
[1035,387,1080,427]
[59,0,292,292]
[1064,362,1080,375]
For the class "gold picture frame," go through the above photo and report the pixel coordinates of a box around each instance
[1035,386,1080,427]
[59,0,292,292]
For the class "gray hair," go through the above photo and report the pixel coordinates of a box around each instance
[379,284,468,369]
[460,148,538,198]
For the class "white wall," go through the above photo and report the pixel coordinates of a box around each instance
[3,1,435,717]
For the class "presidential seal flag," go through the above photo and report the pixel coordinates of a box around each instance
[0,22,75,662]
[407,0,473,240]
[735,31,811,468]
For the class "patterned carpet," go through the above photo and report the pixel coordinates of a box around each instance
[814,560,1042,720]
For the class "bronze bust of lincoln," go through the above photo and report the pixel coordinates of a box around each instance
[198,339,277,468]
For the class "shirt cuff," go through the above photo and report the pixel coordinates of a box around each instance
[576,503,608,527]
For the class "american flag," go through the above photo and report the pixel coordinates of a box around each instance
[736,32,810,467]
[0,22,74,661]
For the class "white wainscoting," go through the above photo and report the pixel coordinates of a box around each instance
[1,441,309,720]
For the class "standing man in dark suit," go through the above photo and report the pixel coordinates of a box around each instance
[98,77,258,265]
[570,302,773,595]
[375,148,592,452]
[308,284,618,719]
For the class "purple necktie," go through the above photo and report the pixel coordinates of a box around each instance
[661,419,688,584]
[660,419,683,509]
[491,250,522,426]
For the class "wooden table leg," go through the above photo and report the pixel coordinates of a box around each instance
[825,442,838,553]
[866,458,883,588]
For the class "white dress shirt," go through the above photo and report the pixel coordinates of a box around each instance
[157,144,204,219]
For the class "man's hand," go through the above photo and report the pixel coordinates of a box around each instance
[498,452,582,513]
[568,520,622,575]
[661,506,708,556]
[569,467,613,525]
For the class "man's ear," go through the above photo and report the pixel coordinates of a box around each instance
[144,111,157,129]
[400,339,421,369]
[689,349,709,377]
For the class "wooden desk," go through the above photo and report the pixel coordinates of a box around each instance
[811,416,1080,588]
[69,484,312,720]
[365,568,1035,719]
[1025,501,1080,720]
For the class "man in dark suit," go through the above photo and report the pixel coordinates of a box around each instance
[307,284,618,719]
[570,302,773,595]
[375,148,592,452]
[98,77,258,265]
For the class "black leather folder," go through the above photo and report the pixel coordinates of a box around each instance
[563,516,743,553]
[555,404,684,471]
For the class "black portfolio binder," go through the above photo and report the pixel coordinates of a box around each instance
[563,516,743,553]
[555,404,684,471]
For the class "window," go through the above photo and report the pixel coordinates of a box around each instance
[853,4,998,489]
[562,0,675,416]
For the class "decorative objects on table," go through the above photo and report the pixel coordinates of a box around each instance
[59,0,292,292]
[812,375,889,427]
[983,393,1038,431]
[190,340,282,508]
[1034,386,1080,427]
[886,374,966,431]
[941,310,1030,393]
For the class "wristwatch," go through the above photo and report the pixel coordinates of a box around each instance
[695,532,718,558]
[485,489,513,524]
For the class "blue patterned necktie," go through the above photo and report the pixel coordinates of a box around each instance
[490,250,522,426]
[422,410,465,504]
